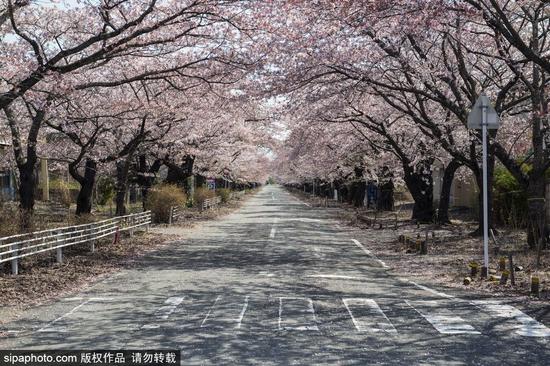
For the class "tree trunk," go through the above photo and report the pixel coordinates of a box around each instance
[403,164,434,223]
[18,160,36,229]
[115,158,132,216]
[74,159,97,215]
[377,180,394,211]
[411,190,434,222]
[353,180,366,207]
[137,156,162,209]
[526,178,546,249]
[165,156,195,187]
[437,159,461,225]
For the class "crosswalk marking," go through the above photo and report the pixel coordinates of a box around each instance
[38,299,92,333]
[236,296,250,329]
[142,296,184,329]
[405,300,480,335]
[342,298,397,334]
[201,295,222,327]
[278,297,319,331]
[472,300,550,337]
[22,295,550,337]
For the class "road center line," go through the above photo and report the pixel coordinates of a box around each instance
[269,227,276,239]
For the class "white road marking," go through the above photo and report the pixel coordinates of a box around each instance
[312,246,323,259]
[278,297,319,331]
[184,245,221,249]
[343,298,397,334]
[285,218,322,223]
[306,274,360,280]
[259,271,276,277]
[201,295,222,328]
[377,259,388,268]
[269,227,276,239]
[62,297,113,301]
[235,296,250,329]
[351,239,389,268]
[351,239,371,255]
[471,300,550,337]
[38,300,92,332]
[141,296,184,329]
[406,280,455,299]
[406,300,480,335]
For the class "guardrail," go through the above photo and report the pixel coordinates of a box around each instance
[0,211,152,275]
[169,206,181,225]
[202,196,221,210]
[230,190,246,200]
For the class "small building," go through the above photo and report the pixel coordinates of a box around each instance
[432,163,477,209]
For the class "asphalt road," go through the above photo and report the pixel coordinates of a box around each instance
[1,185,549,365]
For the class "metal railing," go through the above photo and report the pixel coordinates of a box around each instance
[0,211,152,275]
[202,196,221,210]
[168,206,181,225]
[230,190,246,200]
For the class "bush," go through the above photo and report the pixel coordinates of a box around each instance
[52,179,72,207]
[493,166,527,228]
[216,188,231,203]
[146,184,187,223]
[96,176,116,206]
[193,187,216,207]
[0,203,19,237]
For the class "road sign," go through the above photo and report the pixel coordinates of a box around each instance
[467,93,499,277]
[467,94,499,129]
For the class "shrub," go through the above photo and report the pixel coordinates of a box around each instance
[216,188,231,203]
[96,176,116,206]
[193,187,216,207]
[0,203,19,237]
[53,179,72,207]
[146,184,187,223]
[493,166,527,228]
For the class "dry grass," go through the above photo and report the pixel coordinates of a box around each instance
[167,189,257,229]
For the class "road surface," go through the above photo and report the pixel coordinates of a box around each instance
[1,185,549,365]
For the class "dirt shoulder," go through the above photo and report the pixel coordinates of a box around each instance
[289,189,550,305]
[0,191,257,326]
